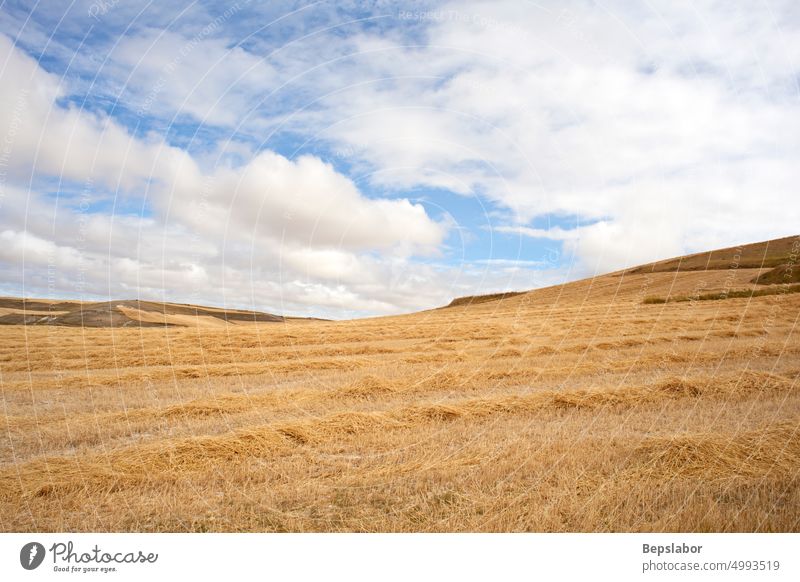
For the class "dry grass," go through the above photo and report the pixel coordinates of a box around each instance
[1,257,799,532]
[636,422,800,481]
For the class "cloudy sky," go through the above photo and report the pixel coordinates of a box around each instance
[1,1,798,318]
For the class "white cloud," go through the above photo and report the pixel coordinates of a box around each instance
[286,0,800,272]
[495,226,582,241]
[186,151,445,253]
[108,28,275,126]
[0,35,200,193]
[0,33,452,317]
[2,0,799,315]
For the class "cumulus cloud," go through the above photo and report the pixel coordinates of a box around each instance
[185,151,445,252]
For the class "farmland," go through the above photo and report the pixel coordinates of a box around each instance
[1,236,798,532]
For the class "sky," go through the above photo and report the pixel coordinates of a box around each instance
[0,0,798,318]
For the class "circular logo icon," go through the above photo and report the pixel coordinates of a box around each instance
[20,542,46,570]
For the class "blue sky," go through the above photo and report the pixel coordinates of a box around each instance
[1,1,799,317]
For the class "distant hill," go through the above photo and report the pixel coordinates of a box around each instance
[0,298,285,328]
[625,235,798,277]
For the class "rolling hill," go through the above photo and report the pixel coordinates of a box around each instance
[0,298,285,327]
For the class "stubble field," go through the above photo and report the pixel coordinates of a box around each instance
[1,241,799,532]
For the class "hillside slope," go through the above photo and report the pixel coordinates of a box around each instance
[626,235,798,283]
[444,235,799,310]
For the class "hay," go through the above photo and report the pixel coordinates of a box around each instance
[340,375,398,399]
[637,423,800,481]
[2,239,799,531]
[3,369,793,498]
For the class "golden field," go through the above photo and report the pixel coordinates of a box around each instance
[1,237,798,532]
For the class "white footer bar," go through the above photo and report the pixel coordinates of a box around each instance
[1,533,797,581]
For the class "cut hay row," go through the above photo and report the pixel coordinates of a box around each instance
[0,314,792,376]
[6,368,791,436]
[4,333,790,396]
[2,370,793,499]
[0,356,377,391]
[634,422,800,481]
